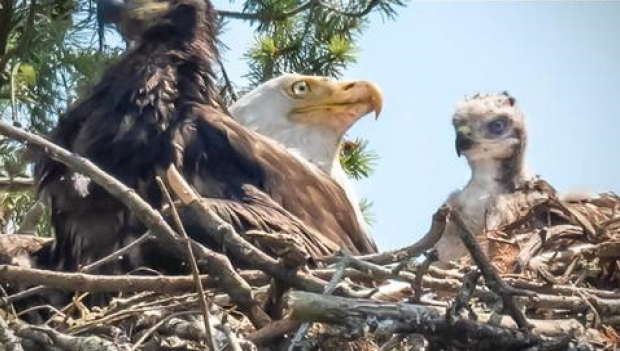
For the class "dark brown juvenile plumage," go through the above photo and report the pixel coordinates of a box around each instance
[35,0,375,278]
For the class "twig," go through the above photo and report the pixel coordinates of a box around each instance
[451,210,533,330]
[448,270,481,321]
[80,233,154,273]
[16,322,121,351]
[385,319,557,351]
[129,310,198,351]
[286,290,443,326]
[2,233,154,308]
[288,251,351,350]
[0,265,268,295]
[156,176,218,351]
[286,291,569,351]
[412,249,438,303]
[246,318,300,345]
[0,315,24,351]
[353,205,449,265]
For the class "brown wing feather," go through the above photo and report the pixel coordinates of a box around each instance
[173,103,377,255]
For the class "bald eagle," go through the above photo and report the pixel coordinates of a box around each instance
[230,74,382,237]
[35,0,376,277]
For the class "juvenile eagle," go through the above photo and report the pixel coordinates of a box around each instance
[35,0,376,277]
[230,74,382,237]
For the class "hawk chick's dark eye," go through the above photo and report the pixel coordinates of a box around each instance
[488,118,507,135]
[291,81,310,96]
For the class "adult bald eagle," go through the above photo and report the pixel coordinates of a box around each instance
[230,74,382,238]
[35,0,376,276]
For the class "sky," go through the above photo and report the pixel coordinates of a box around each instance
[212,0,620,250]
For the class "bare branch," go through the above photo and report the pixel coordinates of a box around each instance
[0,265,269,295]
[156,177,218,351]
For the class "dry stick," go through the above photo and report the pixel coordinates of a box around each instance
[155,177,218,351]
[16,323,121,351]
[0,265,269,295]
[166,166,329,293]
[0,315,25,351]
[80,233,154,273]
[412,250,438,303]
[288,251,351,350]
[451,210,533,330]
[352,204,449,265]
[6,264,617,317]
[2,232,156,307]
[0,121,268,328]
[286,292,554,351]
[246,318,300,346]
[129,310,199,351]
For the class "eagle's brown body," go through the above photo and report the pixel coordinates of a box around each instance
[34,0,375,277]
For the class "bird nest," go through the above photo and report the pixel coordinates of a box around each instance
[1,124,620,351]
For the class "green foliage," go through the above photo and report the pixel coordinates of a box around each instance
[240,0,406,87]
[359,198,376,225]
[0,0,406,236]
[340,138,379,181]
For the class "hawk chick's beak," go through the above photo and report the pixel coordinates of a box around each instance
[455,125,474,157]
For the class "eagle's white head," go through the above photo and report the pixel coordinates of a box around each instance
[230,73,383,175]
[230,74,382,236]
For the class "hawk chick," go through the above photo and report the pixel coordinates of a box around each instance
[435,92,535,264]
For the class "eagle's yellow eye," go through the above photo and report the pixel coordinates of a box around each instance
[291,80,310,97]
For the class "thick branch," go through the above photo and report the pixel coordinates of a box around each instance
[0,265,269,295]
[285,291,570,351]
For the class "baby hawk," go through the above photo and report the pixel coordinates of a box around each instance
[230,74,383,237]
[435,92,536,264]
[435,92,620,282]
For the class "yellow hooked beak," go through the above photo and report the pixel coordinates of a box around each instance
[287,75,383,132]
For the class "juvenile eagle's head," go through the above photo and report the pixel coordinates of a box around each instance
[453,92,526,163]
[230,73,383,174]
[98,0,215,45]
